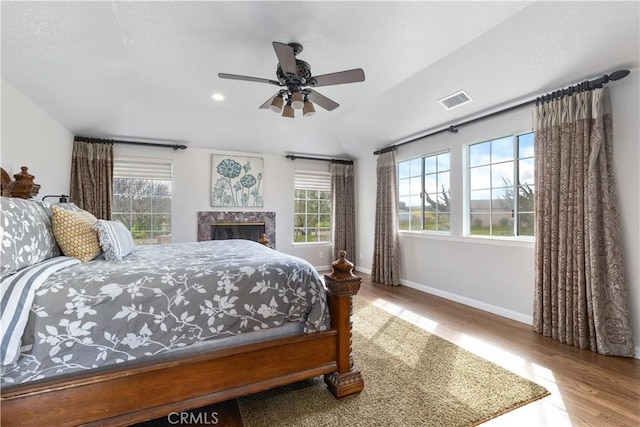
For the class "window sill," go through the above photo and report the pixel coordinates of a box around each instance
[398,230,534,248]
[291,242,332,247]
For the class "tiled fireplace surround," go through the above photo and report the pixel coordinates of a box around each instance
[197,211,276,249]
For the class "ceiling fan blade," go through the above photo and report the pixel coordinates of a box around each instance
[307,89,339,111]
[272,42,298,76]
[308,68,365,87]
[218,73,280,86]
[259,93,280,109]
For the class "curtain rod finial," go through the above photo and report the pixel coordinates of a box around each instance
[609,70,630,81]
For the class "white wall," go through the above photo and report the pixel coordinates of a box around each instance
[610,70,640,354]
[355,154,377,268]
[1,80,73,195]
[356,70,640,353]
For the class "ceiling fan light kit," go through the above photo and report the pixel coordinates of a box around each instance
[290,92,304,109]
[282,103,295,118]
[219,41,365,118]
[303,99,316,117]
[269,94,284,113]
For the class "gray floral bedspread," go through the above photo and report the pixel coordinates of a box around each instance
[1,239,328,385]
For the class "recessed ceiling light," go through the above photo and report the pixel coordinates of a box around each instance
[211,93,224,101]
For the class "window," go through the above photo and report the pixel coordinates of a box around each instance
[294,170,331,243]
[398,151,450,232]
[468,132,534,237]
[112,157,172,245]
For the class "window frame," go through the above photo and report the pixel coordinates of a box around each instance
[397,150,451,233]
[466,131,535,238]
[293,170,332,245]
[112,156,173,245]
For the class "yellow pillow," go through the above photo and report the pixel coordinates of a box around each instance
[51,205,101,262]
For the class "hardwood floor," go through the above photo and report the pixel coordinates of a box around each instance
[356,273,640,427]
[142,273,639,426]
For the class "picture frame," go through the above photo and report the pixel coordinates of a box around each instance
[211,155,264,207]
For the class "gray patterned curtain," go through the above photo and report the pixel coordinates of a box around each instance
[372,151,400,286]
[331,162,356,265]
[533,87,634,356]
[70,140,113,220]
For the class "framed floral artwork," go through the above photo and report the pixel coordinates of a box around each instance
[211,155,264,207]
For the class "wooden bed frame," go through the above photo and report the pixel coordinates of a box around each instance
[0,167,364,426]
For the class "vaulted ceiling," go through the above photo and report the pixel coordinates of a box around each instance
[2,1,638,159]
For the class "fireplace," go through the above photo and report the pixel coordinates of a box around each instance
[197,211,276,249]
[210,222,265,242]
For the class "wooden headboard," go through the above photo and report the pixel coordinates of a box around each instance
[1,166,41,199]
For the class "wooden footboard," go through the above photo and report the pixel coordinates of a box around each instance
[2,332,339,426]
[0,253,364,426]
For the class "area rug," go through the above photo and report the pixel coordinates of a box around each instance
[238,297,549,426]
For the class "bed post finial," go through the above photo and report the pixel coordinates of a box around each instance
[258,233,271,248]
[329,250,356,280]
[5,166,40,199]
[323,251,364,399]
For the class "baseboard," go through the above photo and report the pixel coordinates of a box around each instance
[400,278,534,325]
[355,266,372,275]
[400,279,640,359]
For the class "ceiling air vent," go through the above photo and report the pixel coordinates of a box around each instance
[439,90,472,110]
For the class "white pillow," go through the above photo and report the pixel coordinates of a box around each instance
[92,220,136,261]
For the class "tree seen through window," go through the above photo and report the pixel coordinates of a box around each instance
[294,189,331,243]
[112,177,172,245]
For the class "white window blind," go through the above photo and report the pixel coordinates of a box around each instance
[294,170,331,191]
[114,157,172,180]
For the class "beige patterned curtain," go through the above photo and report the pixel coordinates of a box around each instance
[372,151,400,286]
[70,140,113,220]
[331,162,356,265]
[533,87,634,356]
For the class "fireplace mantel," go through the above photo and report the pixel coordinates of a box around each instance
[197,211,276,249]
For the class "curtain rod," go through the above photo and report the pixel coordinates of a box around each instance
[74,136,188,151]
[373,69,630,155]
[285,154,354,165]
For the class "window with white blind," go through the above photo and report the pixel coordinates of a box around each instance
[112,157,172,245]
[293,170,332,243]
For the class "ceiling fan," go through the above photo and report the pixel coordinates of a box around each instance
[218,42,365,117]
